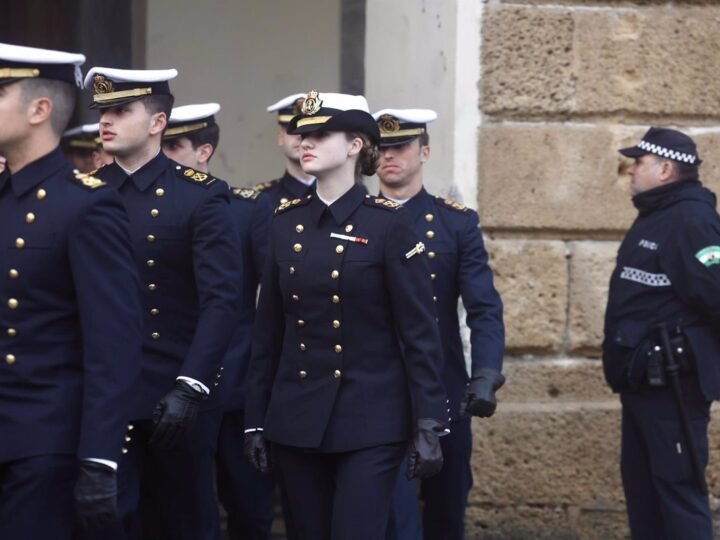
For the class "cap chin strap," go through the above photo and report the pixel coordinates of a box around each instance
[74,65,83,88]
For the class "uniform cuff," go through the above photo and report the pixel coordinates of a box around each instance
[177,376,210,395]
[85,458,118,470]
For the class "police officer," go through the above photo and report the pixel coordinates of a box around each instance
[373,109,505,540]
[244,91,449,540]
[84,67,242,540]
[0,43,142,538]
[255,93,316,206]
[163,102,275,540]
[603,127,720,540]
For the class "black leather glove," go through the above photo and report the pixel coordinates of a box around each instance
[74,461,118,530]
[149,380,205,450]
[461,368,506,418]
[406,418,444,480]
[244,432,271,474]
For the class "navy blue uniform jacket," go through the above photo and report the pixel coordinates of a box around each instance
[222,187,272,410]
[603,179,720,400]
[96,152,242,417]
[396,189,504,420]
[0,148,142,464]
[245,184,448,452]
[255,171,315,208]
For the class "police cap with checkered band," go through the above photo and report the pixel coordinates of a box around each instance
[619,127,702,165]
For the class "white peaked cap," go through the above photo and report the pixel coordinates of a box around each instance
[266,93,306,113]
[169,103,221,124]
[371,108,438,123]
[317,93,370,113]
[63,123,100,137]
[83,67,178,89]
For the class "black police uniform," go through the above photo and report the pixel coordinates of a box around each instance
[95,151,242,540]
[603,177,720,540]
[0,148,143,539]
[255,171,315,208]
[245,184,449,539]
[215,186,275,540]
[385,188,504,540]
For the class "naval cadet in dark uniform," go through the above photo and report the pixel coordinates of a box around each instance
[603,127,720,540]
[374,109,505,540]
[85,67,242,540]
[0,43,142,539]
[61,122,101,173]
[164,102,275,540]
[244,91,449,540]
[255,93,316,206]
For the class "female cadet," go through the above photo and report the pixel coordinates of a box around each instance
[243,91,448,540]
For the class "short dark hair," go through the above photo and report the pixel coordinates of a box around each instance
[141,94,174,119]
[185,124,220,159]
[19,78,75,136]
[419,131,430,146]
[653,154,699,182]
[671,160,699,181]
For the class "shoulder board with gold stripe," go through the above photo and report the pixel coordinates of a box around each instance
[253,179,279,192]
[363,196,401,211]
[176,166,217,187]
[435,195,468,213]
[275,195,312,214]
[70,169,106,190]
[232,187,261,201]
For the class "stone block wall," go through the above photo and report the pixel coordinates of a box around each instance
[471,1,720,538]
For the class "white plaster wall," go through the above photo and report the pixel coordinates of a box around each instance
[145,0,341,186]
[365,0,469,202]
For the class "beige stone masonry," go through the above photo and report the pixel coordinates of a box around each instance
[472,401,623,505]
[508,0,720,6]
[479,124,633,233]
[468,359,720,537]
[482,5,720,119]
[567,241,621,354]
[486,239,568,352]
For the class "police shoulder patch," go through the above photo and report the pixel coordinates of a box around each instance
[275,195,312,214]
[176,166,217,188]
[232,187,261,201]
[694,246,720,267]
[253,179,279,192]
[435,196,468,213]
[70,169,106,190]
[364,196,401,211]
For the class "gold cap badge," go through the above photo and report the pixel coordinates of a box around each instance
[93,74,113,94]
[378,115,400,135]
[301,90,322,115]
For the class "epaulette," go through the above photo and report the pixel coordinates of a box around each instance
[275,195,312,214]
[176,166,218,188]
[254,180,278,192]
[363,196,401,211]
[435,196,469,213]
[70,169,106,190]
[232,187,261,201]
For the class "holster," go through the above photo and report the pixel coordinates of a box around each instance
[646,329,696,387]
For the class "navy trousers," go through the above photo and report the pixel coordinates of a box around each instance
[216,408,275,540]
[0,454,76,540]
[88,409,224,540]
[620,376,712,540]
[386,417,473,540]
[273,442,406,540]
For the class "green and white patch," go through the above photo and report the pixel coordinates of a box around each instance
[694,246,720,267]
